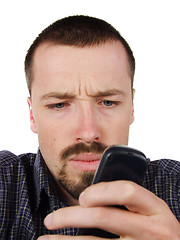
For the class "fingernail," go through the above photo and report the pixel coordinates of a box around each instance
[79,191,85,205]
[44,213,52,227]
[38,236,48,240]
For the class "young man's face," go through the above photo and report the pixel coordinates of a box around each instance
[28,41,134,199]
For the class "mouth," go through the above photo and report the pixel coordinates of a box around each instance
[69,153,102,171]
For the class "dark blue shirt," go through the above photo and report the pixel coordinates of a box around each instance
[0,150,180,239]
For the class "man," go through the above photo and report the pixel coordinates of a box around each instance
[0,15,179,239]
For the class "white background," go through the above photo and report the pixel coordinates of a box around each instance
[0,0,179,161]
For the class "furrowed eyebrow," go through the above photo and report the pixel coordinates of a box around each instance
[40,92,76,101]
[88,89,126,98]
[40,89,126,101]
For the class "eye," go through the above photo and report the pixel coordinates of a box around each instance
[47,102,67,109]
[54,102,66,109]
[102,100,116,107]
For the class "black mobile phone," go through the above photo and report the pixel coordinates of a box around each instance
[78,145,148,238]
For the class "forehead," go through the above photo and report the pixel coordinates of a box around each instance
[32,41,131,97]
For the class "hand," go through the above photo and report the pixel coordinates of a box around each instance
[38,181,180,239]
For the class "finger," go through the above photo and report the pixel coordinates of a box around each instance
[44,206,121,230]
[38,234,106,240]
[43,202,176,239]
[79,181,168,215]
[43,204,152,238]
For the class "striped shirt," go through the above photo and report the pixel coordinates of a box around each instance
[0,150,180,239]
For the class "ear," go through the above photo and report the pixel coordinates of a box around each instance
[27,97,38,133]
[130,89,135,124]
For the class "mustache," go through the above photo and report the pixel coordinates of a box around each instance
[61,142,108,160]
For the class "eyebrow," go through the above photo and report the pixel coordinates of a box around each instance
[89,89,126,98]
[40,89,126,101]
[40,92,76,101]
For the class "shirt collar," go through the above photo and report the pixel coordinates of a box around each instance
[33,149,69,211]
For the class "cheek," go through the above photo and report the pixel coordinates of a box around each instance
[38,125,63,147]
[102,115,131,144]
[36,117,73,154]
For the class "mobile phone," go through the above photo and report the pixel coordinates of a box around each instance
[78,145,148,238]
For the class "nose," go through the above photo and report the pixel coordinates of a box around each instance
[75,103,101,143]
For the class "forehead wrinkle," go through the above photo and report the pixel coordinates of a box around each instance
[77,79,126,99]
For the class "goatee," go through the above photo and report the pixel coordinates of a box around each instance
[57,142,108,199]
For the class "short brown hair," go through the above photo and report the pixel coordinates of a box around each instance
[25,15,135,95]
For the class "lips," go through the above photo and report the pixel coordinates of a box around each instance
[69,153,102,171]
